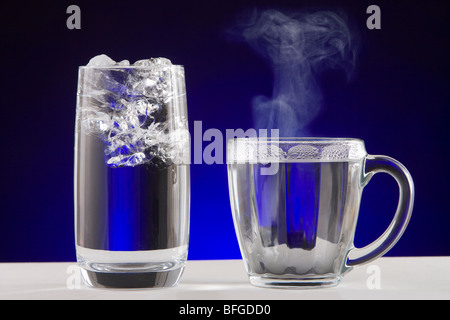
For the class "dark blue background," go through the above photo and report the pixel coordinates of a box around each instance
[0,0,448,262]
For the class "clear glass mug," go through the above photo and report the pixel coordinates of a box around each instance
[227,138,414,288]
[74,62,190,288]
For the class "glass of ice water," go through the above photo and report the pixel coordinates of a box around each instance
[74,57,190,288]
[227,138,414,288]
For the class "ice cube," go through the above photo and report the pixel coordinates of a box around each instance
[81,55,185,168]
[87,54,117,67]
[133,57,172,66]
[116,59,130,66]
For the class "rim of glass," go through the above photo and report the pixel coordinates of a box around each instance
[79,64,184,69]
[228,137,364,144]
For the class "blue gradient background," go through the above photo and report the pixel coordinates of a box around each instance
[0,0,448,262]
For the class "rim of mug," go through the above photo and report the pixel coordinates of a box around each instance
[228,137,364,144]
[227,137,367,162]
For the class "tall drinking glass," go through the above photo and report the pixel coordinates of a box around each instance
[74,61,190,288]
[227,138,414,288]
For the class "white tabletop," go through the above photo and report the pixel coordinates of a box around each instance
[0,257,448,300]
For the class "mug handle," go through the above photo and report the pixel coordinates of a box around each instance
[347,155,414,266]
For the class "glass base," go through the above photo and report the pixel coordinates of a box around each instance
[249,274,341,289]
[80,267,184,289]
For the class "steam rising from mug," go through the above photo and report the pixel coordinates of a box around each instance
[237,9,360,136]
